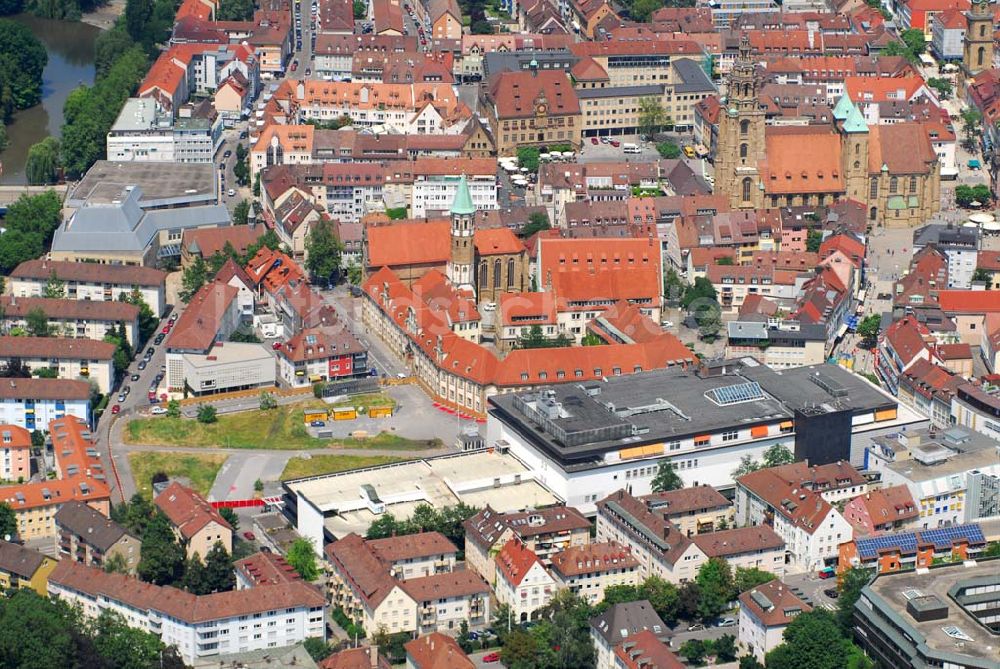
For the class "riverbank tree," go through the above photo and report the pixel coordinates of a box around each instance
[0,20,48,122]
[0,0,108,19]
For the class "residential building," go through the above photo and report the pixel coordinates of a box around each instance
[724,320,828,369]
[876,316,940,395]
[0,425,32,483]
[234,551,302,590]
[912,223,980,288]
[0,541,57,596]
[463,505,591,585]
[484,68,582,156]
[410,159,499,218]
[321,647,391,669]
[842,485,920,536]
[0,379,92,434]
[0,296,139,347]
[107,98,224,163]
[931,9,967,60]
[48,560,326,665]
[0,337,117,395]
[0,417,110,540]
[325,532,490,635]
[951,380,1000,441]
[865,426,1000,528]
[549,541,640,604]
[613,630,685,669]
[595,490,707,584]
[488,361,910,514]
[404,633,474,669]
[54,501,141,573]
[181,225,265,268]
[276,327,368,387]
[154,481,233,559]
[838,522,987,574]
[494,539,558,622]
[428,0,462,40]
[897,359,964,429]
[9,259,168,317]
[734,463,858,571]
[590,600,669,669]
[851,559,999,669]
[635,487,732,537]
[691,526,787,574]
[738,579,812,662]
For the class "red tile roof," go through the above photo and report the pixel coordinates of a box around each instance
[936,289,1000,313]
[154,481,232,541]
[738,579,812,627]
[474,228,525,256]
[549,541,637,578]
[614,630,685,669]
[487,70,580,119]
[495,539,544,587]
[234,551,302,586]
[0,378,92,401]
[691,525,784,557]
[0,336,115,361]
[166,282,239,352]
[366,220,451,268]
[11,259,166,287]
[404,633,474,669]
[499,291,558,326]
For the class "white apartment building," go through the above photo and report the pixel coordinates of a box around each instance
[107,98,224,164]
[735,465,855,572]
[8,259,168,317]
[0,337,116,394]
[0,379,91,433]
[548,542,640,605]
[494,540,559,623]
[738,580,812,662]
[48,561,326,664]
[411,173,497,218]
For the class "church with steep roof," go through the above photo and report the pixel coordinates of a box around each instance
[714,35,941,228]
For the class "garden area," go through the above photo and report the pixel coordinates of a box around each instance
[127,452,228,499]
[281,454,407,481]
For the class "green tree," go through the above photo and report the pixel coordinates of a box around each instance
[740,656,766,669]
[530,590,595,669]
[651,460,683,492]
[166,399,181,418]
[111,493,154,536]
[217,0,253,19]
[927,76,952,100]
[681,276,716,309]
[25,308,50,337]
[470,18,491,33]
[124,0,153,42]
[0,589,86,669]
[305,218,344,282]
[693,302,722,341]
[900,28,926,56]
[457,620,474,653]
[517,324,572,349]
[695,557,733,621]
[973,267,993,285]
[961,108,983,151]
[254,478,264,492]
[733,568,776,597]
[857,314,881,346]
[664,267,685,303]
[182,553,207,593]
[304,637,332,662]
[196,404,218,424]
[630,0,663,21]
[520,211,550,238]
[676,580,701,621]
[259,391,277,410]
[713,634,738,662]
[42,271,65,299]
[762,444,794,468]
[138,510,186,586]
[766,608,872,669]
[516,146,540,173]
[94,27,135,79]
[679,638,707,665]
[219,506,239,531]
[0,501,16,539]
[201,541,236,593]
[233,199,251,226]
[0,20,48,121]
[119,289,157,342]
[835,567,873,634]
[0,190,64,273]
[103,552,129,574]
[656,141,681,158]
[637,96,668,139]
[90,609,166,669]
[501,630,538,669]
[25,137,61,185]
[581,333,604,346]
[352,0,365,17]
[287,537,320,581]
[233,157,249,186]
[806,228,824,252]
[180,255,209,302]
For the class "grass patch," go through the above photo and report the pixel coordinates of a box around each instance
[334,433,442,450]
[281,454,407,480]
[126,400,330,450]
[128,452,228,499]
[331,393,397,410]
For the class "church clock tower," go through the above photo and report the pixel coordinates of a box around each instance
[447,175,476,294]
[964,0,995,78]
[715,34,766,210]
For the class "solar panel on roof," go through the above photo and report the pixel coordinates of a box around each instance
[919,524,984,549]
[708,381,766,406]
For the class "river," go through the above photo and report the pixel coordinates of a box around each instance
[0,14,100,184]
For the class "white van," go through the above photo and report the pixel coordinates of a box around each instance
[623,143,641,154]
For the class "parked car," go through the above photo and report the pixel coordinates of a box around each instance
[227,188,236,197]
[243,531,256,541]
[824,588,840,599]
[154,373,164,384]
[686,623,705,631]
[717,618,736,628]
[111,405,120,414]
[818,567,836,579]
[130,374,140,382]
[483,652,501,663]
[610,140,621,147]
[272,341,283,350]
[150,406,167,415]
[137,360,146,371]
[305,67,311,76]
[591,137,599,144]
[223,149,232,159]
[154,334,165,345]
[309,420,325,427]
[146,348,155,357]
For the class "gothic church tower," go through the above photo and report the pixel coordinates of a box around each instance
[715,34,766,210]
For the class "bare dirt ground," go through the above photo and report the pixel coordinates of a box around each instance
[81,0,125,30]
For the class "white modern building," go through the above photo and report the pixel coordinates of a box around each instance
[411,173,497,218]
[48,560,326,664]
[107,98,224,163]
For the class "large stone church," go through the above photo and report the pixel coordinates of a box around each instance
[714,35,941,228]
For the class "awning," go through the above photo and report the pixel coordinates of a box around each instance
[968,159,982,168]
[836,323,849,338]
[779,420,794,430]
[750,425,769,438]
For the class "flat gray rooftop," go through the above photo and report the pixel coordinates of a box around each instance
[865,560,1000,663]
[67,161,217,209]
[740,363,895,414]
